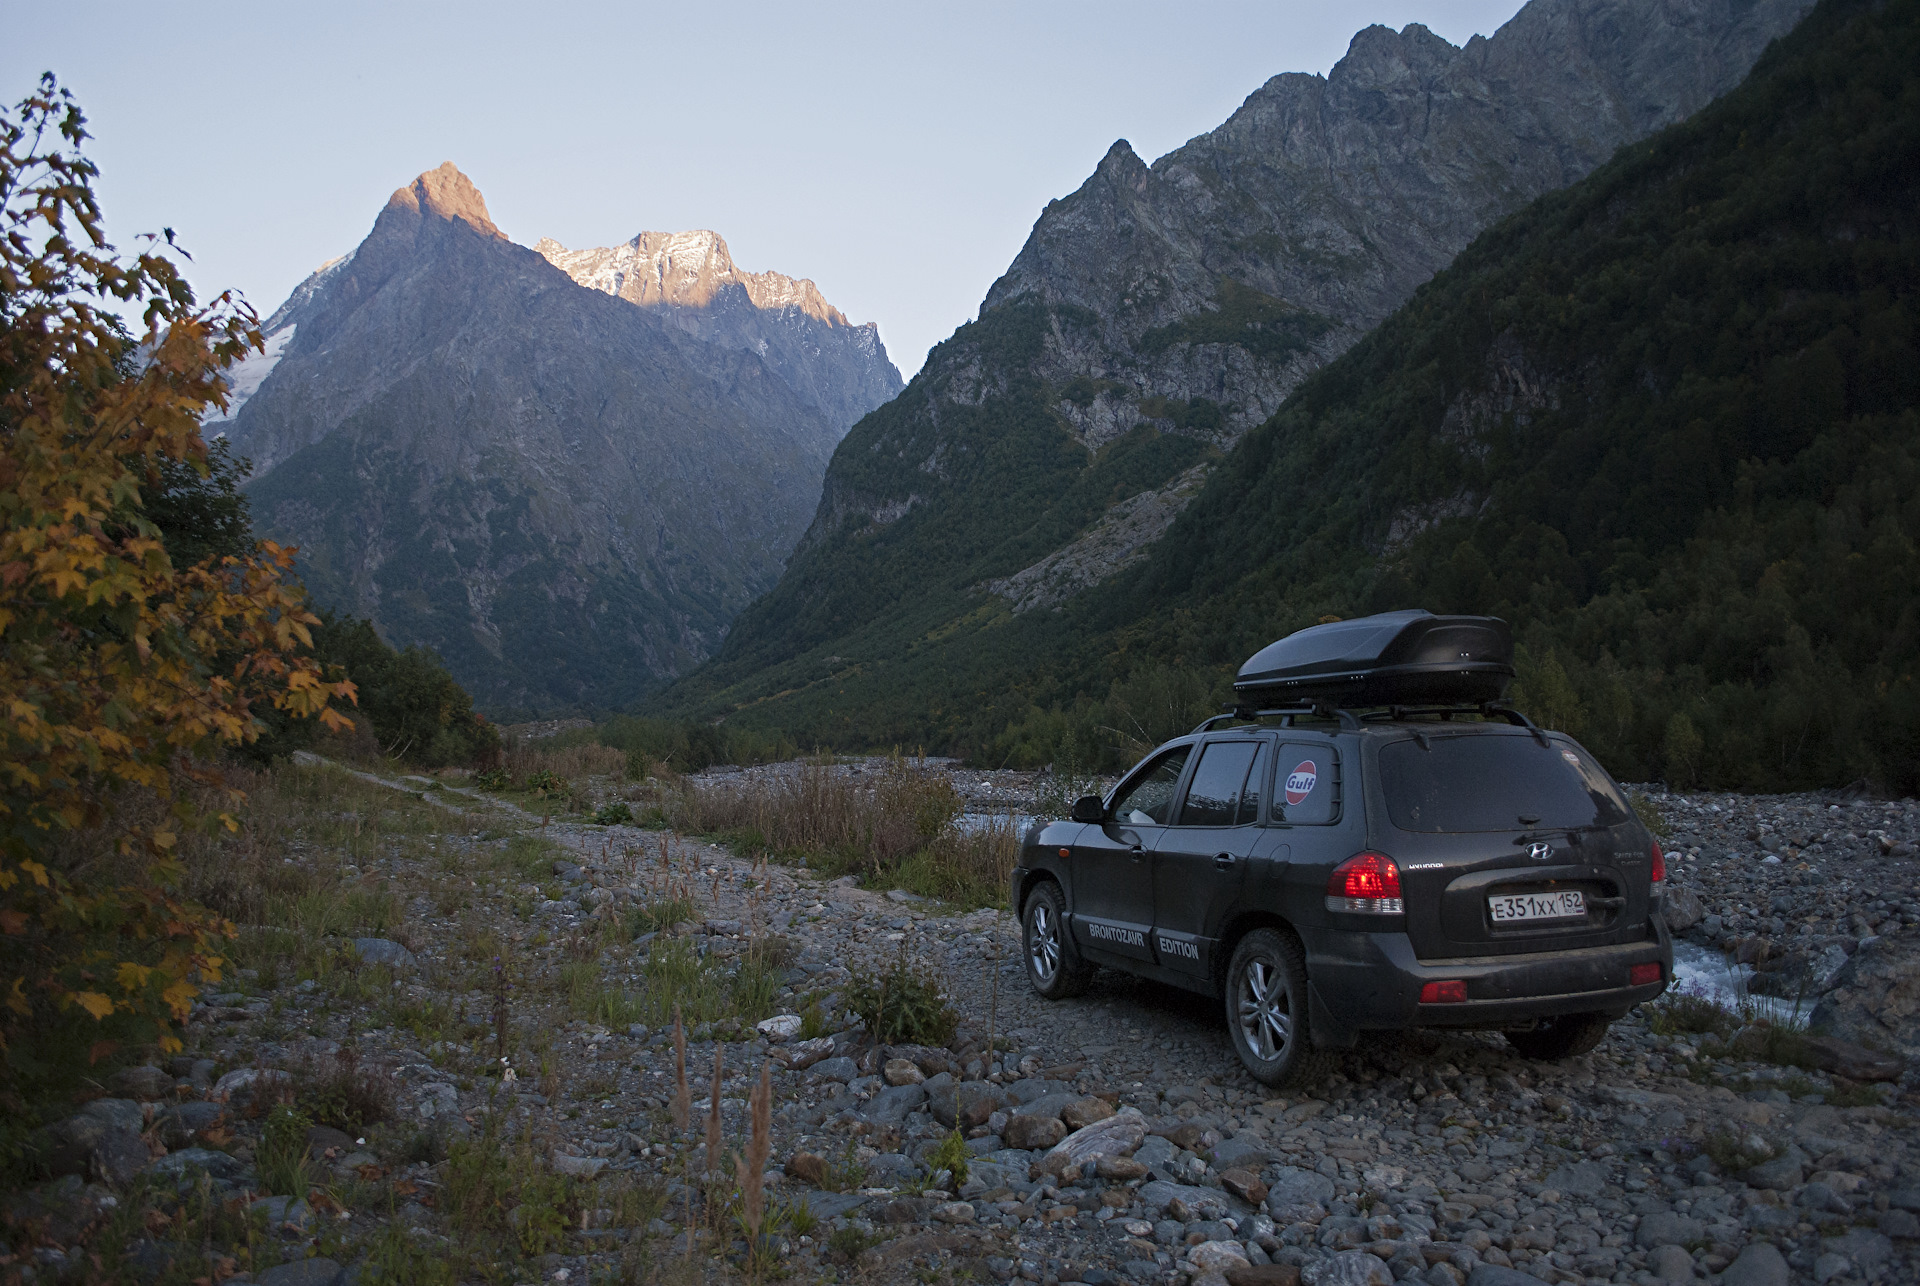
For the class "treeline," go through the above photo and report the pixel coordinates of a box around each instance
[153,440,499,770]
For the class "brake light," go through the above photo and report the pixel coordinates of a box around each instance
[1651,840,1665,885]
[1630,962,1663,986]
[1420,980,1467,1004]
[1325,852,1403,914]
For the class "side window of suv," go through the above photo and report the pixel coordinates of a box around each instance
[1273,743,1339,825]
[1111,748,1191,826]
[1177,740,1262,826]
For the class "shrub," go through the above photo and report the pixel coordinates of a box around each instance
[593,801,634,826]
[845,955,957,1046]
[0,78,354,1099]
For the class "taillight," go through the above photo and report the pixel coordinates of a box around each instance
[1325,852,1403,914]
[1630,962,1663,986]
[1650,840,1665,885]
[1420,980,1467,1004]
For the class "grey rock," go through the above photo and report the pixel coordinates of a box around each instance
[109,1065,175,1101]
[1306,1250,1393,1286]
[91,1128,150,1187]
[1820,1227,1893,1269]
[1012,1090,1078,1120]
[1267,1165,1337,1221]
[790,1190,868,1220]
[145,1147,252,1185]
[811,1056,858,1082]
[1211,1135,1272,1170]
[157,1101,226,1147]
[1138,1179,1241,1218]
[353,937,418,970]
[1134,1135,1177,1173]
[1005,1077,1053,1105]
[1047,1107,1147,1166]
[1663,886,1707,933]
[1744,1148,1808,1190]
[1543,1160,1607,1197]
[1634,1210,1705,1249]
[1879,1208,1920,1239]
[930,1080,1007,1129]
[255,1258,346,1286]
[1807,930,1920,1062]
[1463,1268,1553,1286]
[864,1082,928,1124]
[1647,1244,1694,1283]
[1719,1242,1790,1286]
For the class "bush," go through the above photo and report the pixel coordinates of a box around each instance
[592,801,634,825]
[845,956,957,1046]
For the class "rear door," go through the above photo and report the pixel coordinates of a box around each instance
[1374,728,1652,961]
[1150,737,1268,978]
[1070,744,1191,964]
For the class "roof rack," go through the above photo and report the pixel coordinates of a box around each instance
[1192,701,1543,738]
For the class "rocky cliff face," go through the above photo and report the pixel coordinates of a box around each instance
[536,230,901,433]
[676,0,1817,724]
[219,163,900,715]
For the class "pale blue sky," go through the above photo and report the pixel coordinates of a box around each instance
[7,0,1526,377]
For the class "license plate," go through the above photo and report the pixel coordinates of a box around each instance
[1488,889,1587,923]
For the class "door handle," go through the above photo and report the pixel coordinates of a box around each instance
[1129,845,1146,860]
[1214,852,1235,870]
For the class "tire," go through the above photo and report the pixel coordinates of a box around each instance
[1224,928,1335,1088]
[1022,882,1091,1000]
[1505,1012,1612,1060]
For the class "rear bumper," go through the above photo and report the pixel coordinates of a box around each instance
[1302,919,1671,1043]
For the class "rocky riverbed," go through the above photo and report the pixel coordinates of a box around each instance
[7,762,1919,1286]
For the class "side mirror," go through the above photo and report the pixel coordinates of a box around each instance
[1070,795,1105,824]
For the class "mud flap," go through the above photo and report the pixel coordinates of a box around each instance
[1308,982,1357,1049]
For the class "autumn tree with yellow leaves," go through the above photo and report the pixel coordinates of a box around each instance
[1,76,355,1093]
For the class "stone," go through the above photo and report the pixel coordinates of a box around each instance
[1880,1208,1920,1239]
[144,1147,251,1185]
[552,1152,607,1178]
[1096,1155,1150,1181]
[1718,1242,1789,1286]
[109,1065,175,1101]
[1048,1106,1147,1167]
[1214,1135,1273,1170]
[1663,886,1706,932]
[1226,1267,1302,1286]
[883,1058,926,1086]
[254,1258,346,1286]
[1463,1269,1552,1286]
[792,1190,868,1219]
[1268,1166,1336,1221]
[785,1152,826,1185]
[352,937,418,970]
[1003,1114,1067,1150]
[305,1125,356,1159]
[1743,1148,1807,1191]
[91,1128,150,1186]
[930,1079,1007,1129]
[157,1101,226,1147]
[778,1036,835,1069]
[1307,1249,1393,1286]
[755,1014,803,1042]
[1138,1179,1237,1219]
[212,1067,293,1109]
[1190,1241,1253,1273]
[251,1194,315,1233]
[1807,930,1920,1062]
[1802,1035,1904,1081]
[1820,1227,1893,1269]
[1013,1090,1080,1120]
[1634,1210,1705,1249]
[864,1082,928,1124]
[811,1056,859,1082]
[1542,1160,1607,1197]
[1648,1243,1694,1282]
[932,1200,975,1224]
[1220,1168,1269,1206]
[1061,1096,1115,1130]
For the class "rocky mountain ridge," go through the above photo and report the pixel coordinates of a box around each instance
[218,163,901,715]
[537,229,901,433]
[668,0,1819,729]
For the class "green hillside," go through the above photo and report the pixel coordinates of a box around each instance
[658,0,1920,794]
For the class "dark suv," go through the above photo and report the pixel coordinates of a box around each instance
[1009,611,1671,1086]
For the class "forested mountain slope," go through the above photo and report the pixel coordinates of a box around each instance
[666,0,1919,793]
[660,0,1814,736]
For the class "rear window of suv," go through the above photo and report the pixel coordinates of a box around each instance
[1379,732,1631,833]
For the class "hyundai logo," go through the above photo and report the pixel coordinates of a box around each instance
[1528,841,1554,862]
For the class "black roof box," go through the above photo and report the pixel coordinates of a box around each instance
[1234,610,1514,708]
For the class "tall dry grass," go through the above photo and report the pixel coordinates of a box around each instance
[503,740,627,785]
[653,756,1019,908]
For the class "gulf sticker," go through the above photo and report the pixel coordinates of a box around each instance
[1285,760,1318,806]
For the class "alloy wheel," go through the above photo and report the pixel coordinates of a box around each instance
[1236,956,1292,1061]
[1028,902,1060,984]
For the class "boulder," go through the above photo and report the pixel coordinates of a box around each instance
[1220,1168,1268,1205]
[1803,1035,1904,1081]
[1003,1114,1067,1150]
[1190,1241,1253,1273]
[864,1082,929,1124]
[212,1067,293,1110]
[91,1128,151,1186]
[883,1058,926,1086]
[756,1014,803,1042]
[157,1101,227,1148]
[1305,1249,1393,1286]
[930,1080,1007,1129]
[932,1200,976,1224]
[1213,1135,1272,1170]
[1719,1241,1789,1286]
[1808,930,1920,1060]
[145,1147,251,1186]
[1139,1179,1240,1219]
[1226,1267,1302,1286]
[776,1036,836,1069]
[1634,1210,1705,1249]
[1744,1146,1808,1191]
[1061,1096,1115,1130]
[1543,1160,1607,1197]
[1267,1166,1336,1222]
[1048,1106,1147,1167]
[552,1152,607,1178]
[352,937,418,970]
[811,1056,859,1082]
[1662,886,1706,933]
[109,1065,175,1101]
[1097,1155,1150,1181]
[1013,1090,1080,1120]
